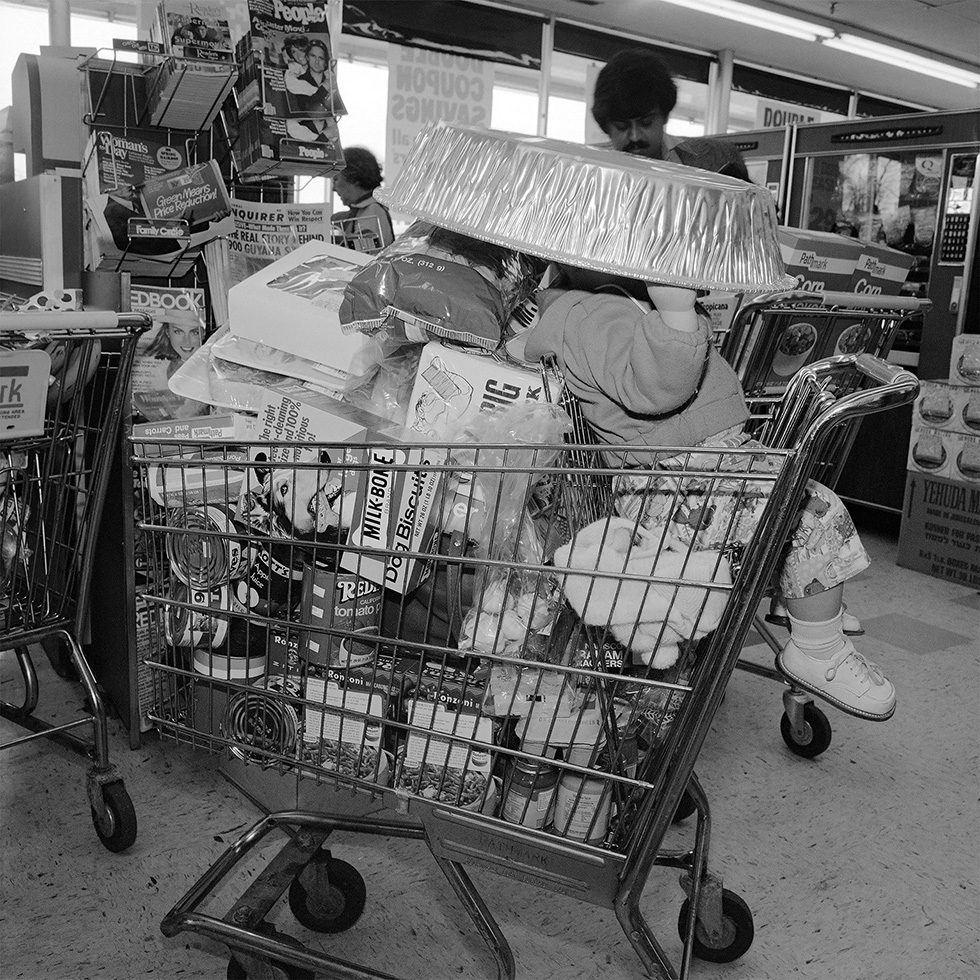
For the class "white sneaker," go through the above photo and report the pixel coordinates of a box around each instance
[777,638,896,721]
[766,598,864,635]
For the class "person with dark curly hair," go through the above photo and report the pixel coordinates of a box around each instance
[592,48,749,179]
[331,147,395,251]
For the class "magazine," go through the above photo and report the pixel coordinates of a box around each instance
[129,286,210,422]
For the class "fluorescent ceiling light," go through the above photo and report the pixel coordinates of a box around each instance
[824,33,980,89]
[651,0,835,43]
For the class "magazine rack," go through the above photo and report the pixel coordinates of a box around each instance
[80,50,238,134]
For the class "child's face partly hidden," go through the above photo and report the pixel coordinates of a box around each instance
[169,322,202,361]
[606,112,667,159]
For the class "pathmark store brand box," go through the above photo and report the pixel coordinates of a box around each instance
[849,241,916,297]
[777,227,865,293]
[898,472,980,589]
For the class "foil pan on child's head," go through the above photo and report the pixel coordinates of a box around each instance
[376,122,796,293]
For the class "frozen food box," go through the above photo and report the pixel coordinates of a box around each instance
[950,334,980,387]
[907,424,954,479]
[228,239,372,373]
[777,226,866,293]
[256,381,393,463]
[849,241,916,297]
[406,341,563,440]
[132,412,258,455]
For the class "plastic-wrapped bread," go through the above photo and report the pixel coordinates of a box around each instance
[376,122,795,293]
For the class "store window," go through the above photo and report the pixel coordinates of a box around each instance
[0,1,137,180]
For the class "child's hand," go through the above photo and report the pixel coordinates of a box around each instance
[646,284,698,333]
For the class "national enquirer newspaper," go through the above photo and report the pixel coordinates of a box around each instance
[228,198,333,284]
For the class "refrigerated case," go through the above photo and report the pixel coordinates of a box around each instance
[715,110,980,512]
[785,110,978,379]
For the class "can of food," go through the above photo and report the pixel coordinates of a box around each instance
[164,581,234,649]
[500,758,558,829]
[552,771,612,844]
[167,505,248,588]
[299,565,382,667]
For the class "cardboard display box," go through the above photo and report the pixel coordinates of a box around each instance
[849,241,916,297]
[777,226,866,293]
[898,472,980,589]
[913,379,980,437]
[950,335,980,387]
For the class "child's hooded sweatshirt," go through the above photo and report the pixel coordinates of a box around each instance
[524,288,749,462]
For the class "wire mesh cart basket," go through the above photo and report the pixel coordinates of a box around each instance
[135,353,915,979]
[718,290,926,757]
[1,309,149,852]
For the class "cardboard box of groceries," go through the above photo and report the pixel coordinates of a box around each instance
[777,226,865,293]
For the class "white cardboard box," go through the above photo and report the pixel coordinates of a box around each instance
[406,342,562,440]
[228,239,372,374]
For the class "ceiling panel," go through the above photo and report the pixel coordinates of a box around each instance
[10,0,980,111]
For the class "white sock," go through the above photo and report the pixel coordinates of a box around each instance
[787,612,847,661]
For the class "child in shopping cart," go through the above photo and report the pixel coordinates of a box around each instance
[523,280,895,722]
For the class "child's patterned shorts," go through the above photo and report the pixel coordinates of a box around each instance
[613,427,870,600]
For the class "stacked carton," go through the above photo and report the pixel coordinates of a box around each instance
[899,335,980,588]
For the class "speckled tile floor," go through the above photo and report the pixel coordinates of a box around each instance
[2,523,977,980]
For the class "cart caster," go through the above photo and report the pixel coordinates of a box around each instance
[91,780,138,853]
[226,924,314,980]
[672,788,697,823]
[677,888,754,963]
[288,850,366,934]
[780,702,832,758]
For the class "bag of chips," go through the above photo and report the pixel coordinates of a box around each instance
[340,222,541,351]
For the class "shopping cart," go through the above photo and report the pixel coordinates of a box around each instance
[1,309,148,852]
[135,353,914,979]
[717,290,927,757]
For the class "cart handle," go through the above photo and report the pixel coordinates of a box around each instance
[738,289,932,315]
[0,310,152,334]
[797,352,919,442]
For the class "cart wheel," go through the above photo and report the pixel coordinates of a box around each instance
[91,780,138,853]
[226,924,314,980]
[288,852,366,934]
[678,889,754,963]
[780,702,832,758]
[672,788,697,823]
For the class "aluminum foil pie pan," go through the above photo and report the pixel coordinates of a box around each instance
[376,122,795,293]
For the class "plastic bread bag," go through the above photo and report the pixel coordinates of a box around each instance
[445,400,572,559]
[339,221,542,351]
[450,401,572,663]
